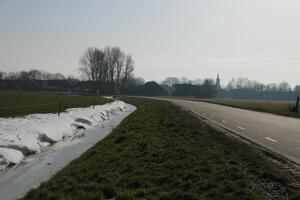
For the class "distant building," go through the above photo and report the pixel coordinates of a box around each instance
[126,81,167,96]
[161,84,173,96]
[215,74,221,90]
[215,74,228,98]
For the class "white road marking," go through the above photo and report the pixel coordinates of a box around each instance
[221,120,227,123]
[265,137,278,143]
[238,126,245,130]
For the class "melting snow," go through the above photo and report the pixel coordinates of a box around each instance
[0,101,128,169]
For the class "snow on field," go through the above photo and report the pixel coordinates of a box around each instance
[0,101,128,170]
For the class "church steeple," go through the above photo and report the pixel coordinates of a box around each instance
[216,74,221,89]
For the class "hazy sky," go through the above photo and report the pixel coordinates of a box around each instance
[1,0,300,86]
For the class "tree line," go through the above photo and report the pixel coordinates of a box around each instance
[226,77,300,92]
[79,46,136,94]
[162,76,205,86]
[0,69,67,81]
[161,76,300,93]
[161,76,216,98]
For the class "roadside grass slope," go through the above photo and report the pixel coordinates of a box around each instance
[23,98,300,200]
[0,90,110,117]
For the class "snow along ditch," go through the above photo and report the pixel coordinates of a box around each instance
[0,100,131,170]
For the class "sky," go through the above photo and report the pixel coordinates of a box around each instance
[1,0,300,86]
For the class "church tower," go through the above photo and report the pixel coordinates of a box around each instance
[216,74,221,90]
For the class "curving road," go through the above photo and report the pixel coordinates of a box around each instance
[149,97,300,165]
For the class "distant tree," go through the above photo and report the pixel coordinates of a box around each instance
[19,71,30,80]
[251,80,265,92]
[67,75,79,82]
[180,77,190,84]
[133,77,145,86]
[79,46,135,94]
[49,73,66,80]
[191,78,202,86]
[265,83,278,92]
[126,77,144,88]
[278,82,291,92]
[0,71,5,80]
[126,81,167,96]
[227,78,236,90]
[93,48,106,91]
[162,77,180,86]
[5,72,20,80]
[227,77,265,92]
[236,77,251,89]
[27,69,46,80]
[113,47,125,92]
[202,79,216,98]
[122,55,135,92]
[107,47,116,91]
[294,85,300,92]
[79,47,99,81]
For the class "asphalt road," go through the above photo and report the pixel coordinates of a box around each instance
[150,97,300,165]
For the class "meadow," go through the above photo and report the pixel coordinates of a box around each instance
[198,98,299,118]
[0,90,110,117]
[23,97,300,200]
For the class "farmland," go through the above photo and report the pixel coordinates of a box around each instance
[0,90,110,117]
[23,97,300,200]
[196,98,299,118]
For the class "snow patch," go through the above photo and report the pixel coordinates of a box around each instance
[0,147,24,165]
[0,101,128,169]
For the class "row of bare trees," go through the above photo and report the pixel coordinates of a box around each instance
[162,77,204,86]
[0,69,66,81]
[226,77,300,92]
[79,46,134,94]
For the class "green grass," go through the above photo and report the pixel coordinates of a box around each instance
[0,90,110,117]
[198,98,300,118]
[23,97,300,200]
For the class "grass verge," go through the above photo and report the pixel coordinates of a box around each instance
[195,98,299,118]
[0,90,110,117]
[23,97,300,200]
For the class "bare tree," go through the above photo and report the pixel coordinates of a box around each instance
[294,85,300,92]
[122,55,134,92]
[79,46,135,94]
[104,47,116,91]
[191,78,203,86]
[5,72,20,80]
[180,77,190,84]
[265,83,278,92]
[133,77,144,86]
[50,73,66,80]
[0,71,5,80]
[93,49,106,92]
[203,79,216,98]
[278,81,291,92]
[79,47,99,81]
[227,77,265,92]
[112,47,125,93]
[227,78,236,90]
[19,71,29,80]
[27,70,45,80]
[162,77,180,86]
[235,77,251,89]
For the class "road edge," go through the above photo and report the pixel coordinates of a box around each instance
[181,107,300,175]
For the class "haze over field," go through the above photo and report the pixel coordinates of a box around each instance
[1,0,300,85]
[2,1,300,199]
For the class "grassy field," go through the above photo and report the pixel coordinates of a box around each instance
[0,90,110,117]
[198,98,300,118]
[23,97,300,200]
